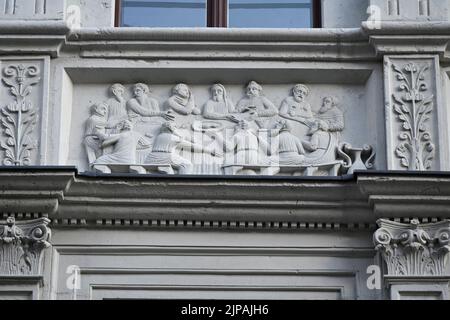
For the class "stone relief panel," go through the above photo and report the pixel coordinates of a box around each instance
[0,217,51,276]
[69,82,376,176]
[384,56,442,171]
[374,219,450,276]
[0,60,44,166]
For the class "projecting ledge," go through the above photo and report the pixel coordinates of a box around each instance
[1,168,450,226]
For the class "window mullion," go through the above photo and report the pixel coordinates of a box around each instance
[115,0,121,27]
[207,0,228,28]
[313,0,322,28]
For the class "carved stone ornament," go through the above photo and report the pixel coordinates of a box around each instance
[85,82,375,177]
[0,217,51,275]
[1,64,40,166]
[374,219,450,276]
[391,62,435,171]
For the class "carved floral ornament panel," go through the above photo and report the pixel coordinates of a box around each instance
[84,82,376,176]
[387,58,438,171]
[0,63,40,166]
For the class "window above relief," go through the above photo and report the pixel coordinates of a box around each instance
[116,0,322,28]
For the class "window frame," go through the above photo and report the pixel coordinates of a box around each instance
[115,0,322,28]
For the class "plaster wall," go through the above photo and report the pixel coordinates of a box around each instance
[48,228,380,300]
[322,0,369,28]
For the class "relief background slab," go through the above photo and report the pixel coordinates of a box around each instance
[50,62,385,174]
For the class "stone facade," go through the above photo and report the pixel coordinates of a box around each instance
[0,0,450,300]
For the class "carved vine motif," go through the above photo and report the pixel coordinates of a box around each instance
[374,219,450,276]
[0,217,51,275]
[1,64,40,166]
[391,62,435,171]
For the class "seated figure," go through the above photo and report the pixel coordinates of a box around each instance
[203,83,238,123]
[225,120,270,165]
[106,83,127,127]
[145,121,215,174]
[165,83,201,116]
[317,96,345,133]
[84,102,109,164]
[236,81,278,128]
[94,120,150,165]
[126,83,173,122]
[303,119,338,164]
[279,84,314,126]
[273,121,306,166]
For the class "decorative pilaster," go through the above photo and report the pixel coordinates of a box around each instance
[374,219,450,299]
[0,217,51,275]
[0,64,40,166]
[384,56,444,171]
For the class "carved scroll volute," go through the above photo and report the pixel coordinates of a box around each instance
[374,219,450,276]
[1,64,40,166]
[0,217,51,276]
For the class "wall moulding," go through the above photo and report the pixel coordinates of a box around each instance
[65,28,376,61]
[384,55,445,171]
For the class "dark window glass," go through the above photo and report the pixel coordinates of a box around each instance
[229,0,313,28]
[121,0,206,27]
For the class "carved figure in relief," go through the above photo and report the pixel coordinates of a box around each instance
[84,103,110,164]
[126,83,173,122]
[203,84,239,123]
[236,81,278,128]
[272,121,306,166]
[302,119,338,164]
[145,121,216,174]
[279,84,314,126]
[106,83,127,126]
[224,120,270,165]
[94,120,150,165]
[317,97,344,133]
[166,83,201,116]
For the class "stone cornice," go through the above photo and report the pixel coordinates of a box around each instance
[0,22,449,60]
[0,21,70,58]
[1,168,450,228]
[64,27,376,61]
[357,172,450,218]
[0,167,75,214]
[362,22,450,59]
[68,27,368,42]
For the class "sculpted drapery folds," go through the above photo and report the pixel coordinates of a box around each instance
[84,102,110,164]
[237,81,278,129]
[203,83,239,123]
[166,83,201,116]
[82,82,374,176]
[127,83,173,122]
[106,83,127,126]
